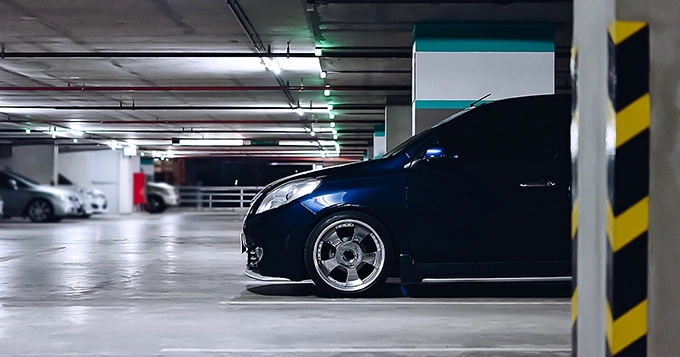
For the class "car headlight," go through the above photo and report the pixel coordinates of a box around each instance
[256,178,321,214]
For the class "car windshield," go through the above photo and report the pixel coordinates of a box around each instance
[4,171,40,186]
[383,107,475,158]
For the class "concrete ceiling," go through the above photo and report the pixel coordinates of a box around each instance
[0,0,572,162]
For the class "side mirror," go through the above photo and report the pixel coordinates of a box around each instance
[407,147,459,170]
[7,179,18,191]
[424,147,458,161]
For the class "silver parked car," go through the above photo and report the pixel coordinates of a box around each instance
[0,170,82,223]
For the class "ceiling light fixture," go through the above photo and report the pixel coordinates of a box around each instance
[327,104,333,111]
[320,71,327,79]
[333,134,338,140]
[263,57,282,75]
[314,48,322,56]
[310,130,316,137]
[330,122,336,128]
[25,129,30,134]
[72,138,78,143]
[295,107,305,116]
[329,113,335,120]
[178,139,244,146]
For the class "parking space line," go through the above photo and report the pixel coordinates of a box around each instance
[223,300,569,306]
[162,347,571,353]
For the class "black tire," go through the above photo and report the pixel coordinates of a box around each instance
[26,199,55,223]
[146,195,167,214]
[305,211,393,297]
[81,214,92,219]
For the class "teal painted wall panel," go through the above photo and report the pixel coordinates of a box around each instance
[414,23,554,52]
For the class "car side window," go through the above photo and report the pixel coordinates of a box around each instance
[0,173,13,189]
[416,102,560,162]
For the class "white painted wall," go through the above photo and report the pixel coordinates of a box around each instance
[414,51,555,101]
[59,151,93,186]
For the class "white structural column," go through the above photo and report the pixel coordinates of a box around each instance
[412,23,555,133]
[572,0,614,355]
[118,151,140,214]
[373,124,386,159]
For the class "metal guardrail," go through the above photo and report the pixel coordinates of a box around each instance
[178,186,264,209]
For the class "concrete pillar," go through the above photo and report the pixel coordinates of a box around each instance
[385,97,412,152]
[572,1,614,356]
[372,124,386,159]
[7,145,58,185]
[572,0,680,355]
[118,152,139,214]
[412,23,555,133]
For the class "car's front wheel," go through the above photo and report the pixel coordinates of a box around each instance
[26,199,55,223]
[305,212,393,296]
[146,195,166,214]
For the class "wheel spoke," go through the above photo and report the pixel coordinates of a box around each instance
[353,226,370,243]
[323,232,342,248]
[320,258,340,276]
[361,252,377,267]
[345,268,363,287]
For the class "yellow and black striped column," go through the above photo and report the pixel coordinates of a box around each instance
[605,21,649,357]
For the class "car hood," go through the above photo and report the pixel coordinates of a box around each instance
[263,157,394,192]
[35,185,77,197]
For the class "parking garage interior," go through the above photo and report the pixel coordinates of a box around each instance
[0,0,679,356]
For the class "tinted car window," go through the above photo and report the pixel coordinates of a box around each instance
[58,174,73,185]
[0,172,14,189]
[416,100,560,161]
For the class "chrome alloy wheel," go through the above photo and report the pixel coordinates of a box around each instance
[312,219,386,292]
[28,200,52,222]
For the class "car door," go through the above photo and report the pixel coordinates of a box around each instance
[406,98,571,273]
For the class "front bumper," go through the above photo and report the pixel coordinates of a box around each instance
[241,202,318,281]
[53,200,79,217]
[161,193,180,206]
[90,196,108,213]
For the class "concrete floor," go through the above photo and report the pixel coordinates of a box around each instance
[0,211,571,356]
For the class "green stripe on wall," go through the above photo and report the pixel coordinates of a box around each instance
[414,23,554,53]
[415,100,490,109]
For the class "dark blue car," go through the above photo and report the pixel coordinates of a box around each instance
[242,94,572,296]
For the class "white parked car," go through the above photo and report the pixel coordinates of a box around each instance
[146,182,180,214]
[58,174,108,217]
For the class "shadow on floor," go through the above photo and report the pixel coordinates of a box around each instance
[246,281,571,299]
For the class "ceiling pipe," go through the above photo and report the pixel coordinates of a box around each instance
[0,51,410,59]
[0,85,410,92]
[0,105,385,111]
[7,119,382,125]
